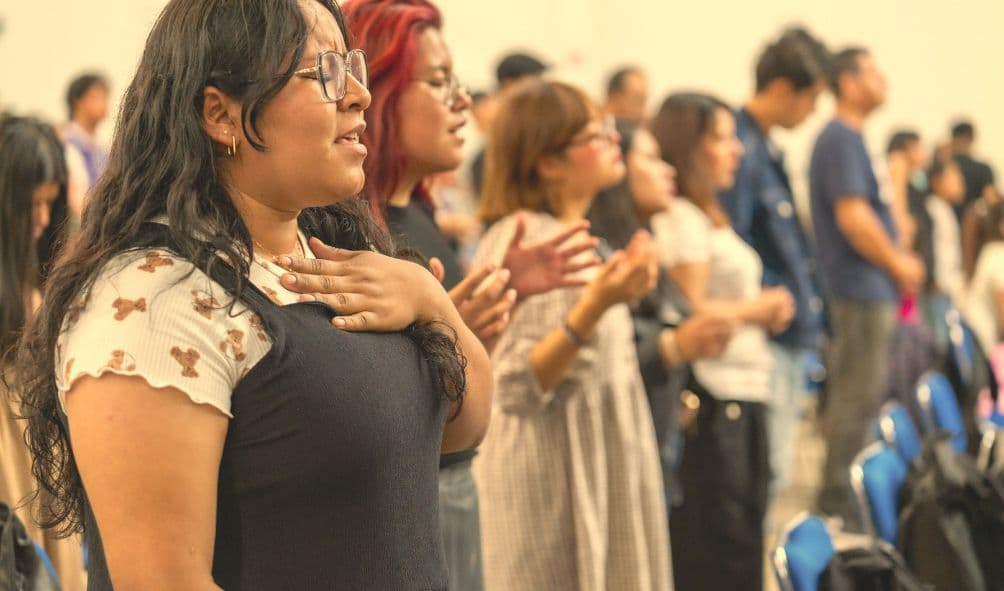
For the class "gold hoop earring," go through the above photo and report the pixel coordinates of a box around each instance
[226,134,238,159]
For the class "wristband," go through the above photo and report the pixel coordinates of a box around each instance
[563,320,587,347]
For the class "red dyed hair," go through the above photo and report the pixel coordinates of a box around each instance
[343,0,442,226]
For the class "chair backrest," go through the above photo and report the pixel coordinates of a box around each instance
[773,513,835,591]
[916,371,967,453]
[877,402,923,463]
[851,442,909,544]
[946,308,977,388]
[991,407,1004,429]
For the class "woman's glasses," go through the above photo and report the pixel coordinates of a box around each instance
[294,49,368,102]
[565,116,618,149]
[414,73,469,109]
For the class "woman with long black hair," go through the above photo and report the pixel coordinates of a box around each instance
[0,115,84,590]
[12,1,492,589]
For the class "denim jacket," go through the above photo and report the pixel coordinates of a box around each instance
[720,108,824,350]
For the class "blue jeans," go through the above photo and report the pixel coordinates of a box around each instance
[438,460,484,591]
[766,344,808,500]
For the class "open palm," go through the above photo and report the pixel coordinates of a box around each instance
[502,213,601,301]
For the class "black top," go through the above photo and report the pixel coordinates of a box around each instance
[387,199,464,291]
[953,153,996,220]
[906,182,937,290]
[386,199,475,470]
[79,227,449,590]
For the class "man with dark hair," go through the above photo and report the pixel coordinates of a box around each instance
[64,72,110,225]
[720,26,830,502]
[605,66,649,123]
[886,130,921,156]
[470,52,548,195]
[494,52,548,93]
[950,119,996,220]
[810,47,924,526]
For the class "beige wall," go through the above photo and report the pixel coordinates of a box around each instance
[3,0,1002,192]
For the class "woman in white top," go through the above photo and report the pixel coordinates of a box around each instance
[964,199,1004,356]
[649,93,794,591]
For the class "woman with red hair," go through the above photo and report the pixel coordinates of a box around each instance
[344,1,599,589]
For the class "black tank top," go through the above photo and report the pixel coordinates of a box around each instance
[79,227,449,590]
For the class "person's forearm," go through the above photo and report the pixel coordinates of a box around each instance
[529,292,607,393]
[840,207,900,272]
[436,299,493,452]
[692,297,771,327]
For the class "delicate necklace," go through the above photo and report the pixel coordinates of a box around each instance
[251,235,305,278]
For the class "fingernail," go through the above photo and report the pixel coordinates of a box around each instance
[278,256,293,268]
[507,289,517,301]
[500,268,511,280]
[332,318,346,328]
[281,274,296,286]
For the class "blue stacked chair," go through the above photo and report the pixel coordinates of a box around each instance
[875,402,923,464]
[850,442,909,544]
[772,513,835,591]
[916,371,967,453]
[978,406,1004,474]
[945,308,978,391]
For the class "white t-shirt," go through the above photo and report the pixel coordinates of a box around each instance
[55,232,313,418]
[964,242,1004,355]
[651,199,773,402]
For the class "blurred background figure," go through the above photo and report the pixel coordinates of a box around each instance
[963,199,1004,357]
[810,46,923,527]
[886,129,927,249]
[652,92,790,591]
[63,72,109,228]
[950,119,997,221]
[604,65,650,124]
[720,26,830,505]
[469,51,548,196]
[0,115,85,591]
[586,118,734,528]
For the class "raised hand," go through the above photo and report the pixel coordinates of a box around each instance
[502,213,601,301]
[448,265,518,346]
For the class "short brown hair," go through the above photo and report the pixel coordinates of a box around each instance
[479,80,595,225]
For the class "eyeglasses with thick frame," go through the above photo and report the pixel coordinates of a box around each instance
[412,72,470,109]
[294,48,369,102]
[548,115,618,154]
[565,115,618,149]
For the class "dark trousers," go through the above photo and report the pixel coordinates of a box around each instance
[671,385,770,591]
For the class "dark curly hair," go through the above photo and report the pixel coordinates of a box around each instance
[10,0,465,537]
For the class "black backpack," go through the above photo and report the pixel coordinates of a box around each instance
[897,433,1004,591]
[0,503,60,591]
[818,541,932,591]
